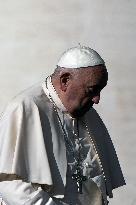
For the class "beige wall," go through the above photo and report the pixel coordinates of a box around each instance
[0,0,136,204]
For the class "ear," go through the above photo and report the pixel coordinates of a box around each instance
[60,72,71,92]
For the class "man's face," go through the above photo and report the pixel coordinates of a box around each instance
[62,65,108,117]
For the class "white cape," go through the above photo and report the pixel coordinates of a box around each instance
[0,82,125,198]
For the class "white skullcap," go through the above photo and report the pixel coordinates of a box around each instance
[57,45,105,68]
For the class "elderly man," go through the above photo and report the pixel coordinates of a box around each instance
[0,45,125,205]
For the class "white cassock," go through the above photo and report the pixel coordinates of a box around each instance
[0,76,125,205]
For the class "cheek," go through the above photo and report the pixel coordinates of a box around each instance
[66,84,89,109]
[68,90,78,101]
[67,85,82,102]
[70,93,89,108]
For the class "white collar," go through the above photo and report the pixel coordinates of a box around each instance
[42,76,67,113]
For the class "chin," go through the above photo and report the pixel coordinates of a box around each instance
[71,104,94,118]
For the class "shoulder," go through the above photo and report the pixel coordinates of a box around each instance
[0,81,49,120]
[11,81,44,104]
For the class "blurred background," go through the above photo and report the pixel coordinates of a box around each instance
[0,0,136,204]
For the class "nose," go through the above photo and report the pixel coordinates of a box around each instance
[92,94,100,104]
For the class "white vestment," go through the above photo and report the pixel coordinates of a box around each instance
[0,77,125,204]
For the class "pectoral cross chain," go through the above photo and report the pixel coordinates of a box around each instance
[72,167,87,194]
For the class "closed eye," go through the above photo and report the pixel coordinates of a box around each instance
[86,85,103,97]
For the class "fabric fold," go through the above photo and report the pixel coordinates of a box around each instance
[0,99,53,185]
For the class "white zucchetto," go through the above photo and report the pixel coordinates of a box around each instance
[57,45,105,69]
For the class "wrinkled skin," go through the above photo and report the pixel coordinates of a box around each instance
[52,65,108,118]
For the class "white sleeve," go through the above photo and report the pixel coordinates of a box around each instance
[0,180,66,205]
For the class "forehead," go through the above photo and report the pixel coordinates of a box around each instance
[78,66,108,86]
